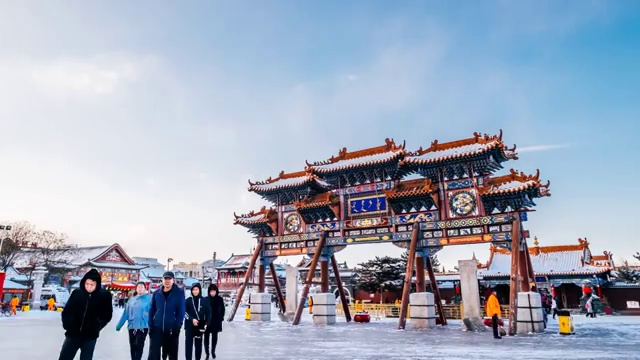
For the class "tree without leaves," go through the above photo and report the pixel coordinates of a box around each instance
[0,222,38,271]
[4,222,79,284]
[355,256,405,293]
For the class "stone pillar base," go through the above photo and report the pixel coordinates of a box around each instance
[517,292,545,334]
[312,293,336,325]
[410,292,436,329]
[462,317,487,332]
[249,293,271,322]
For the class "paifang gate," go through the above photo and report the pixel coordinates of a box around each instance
[229,131,551,335]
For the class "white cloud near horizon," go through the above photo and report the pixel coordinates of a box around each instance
[517,144,571,153]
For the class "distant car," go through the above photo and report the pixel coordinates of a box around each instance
[39,285,70,310]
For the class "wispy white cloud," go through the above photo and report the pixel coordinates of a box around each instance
[517,144,570,153]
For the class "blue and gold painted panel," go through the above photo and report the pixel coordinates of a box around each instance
[392,212,439,224]
[346,194,389,217]
[446,179,474,190]
[306,222,340,232]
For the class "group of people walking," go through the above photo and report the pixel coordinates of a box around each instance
[57,269,225,360]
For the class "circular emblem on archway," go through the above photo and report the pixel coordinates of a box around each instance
[284,213,301,233]
[449,190,477,217]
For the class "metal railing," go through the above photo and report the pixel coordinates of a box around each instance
[335,303,510,319]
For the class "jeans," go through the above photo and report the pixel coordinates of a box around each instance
[58,336,97,360]
[185,328,204,360]
[204,331,219,356]
[128,329,148,360]
[148,329,179,360]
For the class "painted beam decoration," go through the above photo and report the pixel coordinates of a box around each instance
[234,131,550,257]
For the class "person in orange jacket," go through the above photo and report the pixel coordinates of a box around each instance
[48,297,56,311]
[486,290,502,339]
[9,295,20,315]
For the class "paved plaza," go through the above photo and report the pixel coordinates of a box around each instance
[1,308,639,359]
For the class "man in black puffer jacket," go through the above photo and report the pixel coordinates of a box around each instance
[58,268,113,360]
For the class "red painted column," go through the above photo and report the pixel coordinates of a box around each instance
[0,271,6,303]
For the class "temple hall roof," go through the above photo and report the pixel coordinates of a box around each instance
[479,169,551,197]
[403,130,518,166]
[480,238,611,277]
[306,138,406,173]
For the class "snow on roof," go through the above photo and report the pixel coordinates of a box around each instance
[4,266,28,281]
[218,254,252,269]
[311,151,404,172]
[141,267,166,279]
[404,131,517,165]
[2,279,28,290]
[306,138,406,173]
[132,257,165,267]
[481,244,610,277]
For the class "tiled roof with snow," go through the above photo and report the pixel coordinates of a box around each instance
[306,138,406,173]
[141,268,166,279]
[481,246,611,277]
[404,131,517,165]
[249,173,331,192]
[3,279,28,290]
[218,254,251,269]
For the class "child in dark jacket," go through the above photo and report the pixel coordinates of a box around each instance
[185,283,209,360]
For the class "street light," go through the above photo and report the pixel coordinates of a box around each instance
[0,225,12,253]
[167,258,173,271]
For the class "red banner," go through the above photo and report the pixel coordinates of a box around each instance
[0,271,6,302]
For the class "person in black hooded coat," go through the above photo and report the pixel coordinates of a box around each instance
[58,268,113,360]
[203,284,225,359]
[184,283,208,360]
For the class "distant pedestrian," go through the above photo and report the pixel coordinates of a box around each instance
[185,283,208,360]
[486,289,502,339]
[116,282,152,360]
[585,296,596,318]
[551,297,558,319]
[204,284,225,359]
[58,269,113,360]
[148,272,186,360]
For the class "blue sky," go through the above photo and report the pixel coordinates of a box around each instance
[1,1,639,269]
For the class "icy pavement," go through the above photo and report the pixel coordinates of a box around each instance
[1,308,639,360]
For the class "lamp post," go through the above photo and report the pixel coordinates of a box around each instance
[167,258,173,271]
[0,225,12,303]
[212,251,217,286]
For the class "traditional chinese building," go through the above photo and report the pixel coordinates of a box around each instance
[422,238,615,308]
[14,243,147,292]
[216,254,253,293]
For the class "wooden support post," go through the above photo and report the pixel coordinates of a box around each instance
[416,255,426,293]
[507,215,521,336]
[258,263,266,293]
[320,260,329,293]
[292,232,328,326]
[426,255,447,326]
[524,241,536,289]
[397,226,419,330]
[269,262,286,314]
[518,249,530,292]
[227,241,263,322]
[331,254,352,323]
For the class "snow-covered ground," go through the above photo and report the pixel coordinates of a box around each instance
[1,308,639,359]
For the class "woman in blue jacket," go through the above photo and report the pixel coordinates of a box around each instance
[116,282,152,360]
